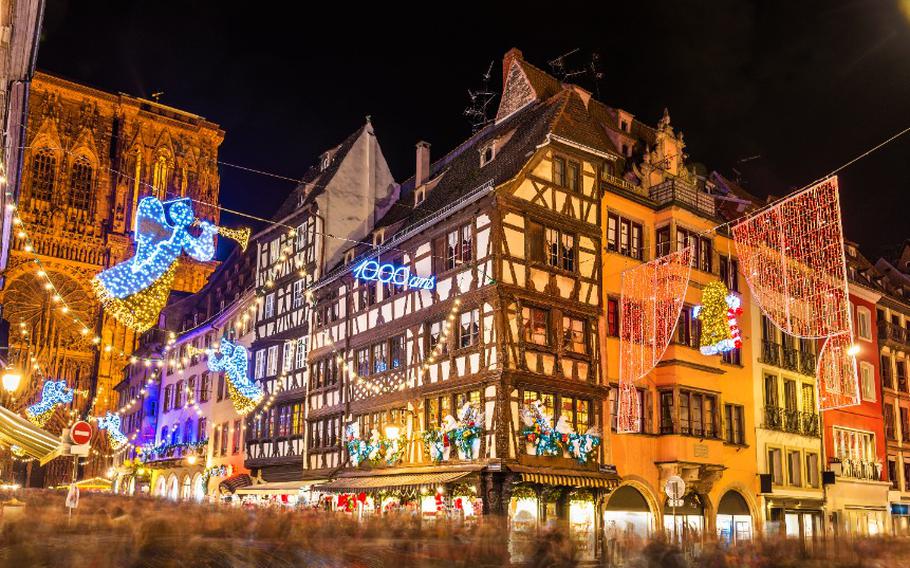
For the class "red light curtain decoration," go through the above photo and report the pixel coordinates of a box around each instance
[617,247,693,433]
[732,176,858,410]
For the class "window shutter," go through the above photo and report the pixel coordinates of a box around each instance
[528,221,545,262]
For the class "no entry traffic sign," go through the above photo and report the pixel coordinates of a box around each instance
[70,421,92,445]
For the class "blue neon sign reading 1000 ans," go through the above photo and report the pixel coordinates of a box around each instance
[352,260,436,290]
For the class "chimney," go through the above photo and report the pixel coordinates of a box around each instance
[502,48,524,85]
[415,141,431,187]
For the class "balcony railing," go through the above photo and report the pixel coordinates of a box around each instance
[649,179,716,217]
[879,320,910,346]
[761,341,815,376]
[834,458,882,481]
[763,406,820,437]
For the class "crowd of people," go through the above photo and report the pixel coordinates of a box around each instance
[0,490,906,567]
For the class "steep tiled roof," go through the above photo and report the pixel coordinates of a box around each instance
[271,123,368,221]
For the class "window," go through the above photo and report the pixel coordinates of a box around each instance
[481,144,494,167]
[183,419,193,443]
[291,404,304,437]
[855,306,872,341]
[152,154,169,196]
[606,298,619,337]
[459,309,480,348]
[888,459,898,490]
[718,257,740,293]
[175,380,185,408]
[283,341,295,373]
[566,160,580,192]
[356,349,370,376]
[293,280,304,309]
[358,281,377,309]
[606,213,643,260]
[30,148,56,201]
[277,405,291,437]
[676,228,712,272]
[264,294,275,319]
[311,416,340,450]
[721,347,742,366]
[725,404,745,445]
[608,386,647,433]
[212,427,220,456]
[216,372,225,401]
[389,335,404,369]
[68,156,93,210]
[676,306,701,349]
[885,404,897,440]
[442,224,473,270]
[232,420,242,454]
[806,453,820,488]
[221,422,229,455]
[860,362,876,402]
[522,306,549,346]
[295,337,307,369]
[521,390,589,432]
[563,316,587,354]
[197,418,207,442]
[553,156,566,186]
[254,350,265,379]
[768,448,783,485]
[266,345,279,376]
[529,221,576,271]
[882,354,893,389]
[656,226,671,257]
[905,461,910,492]
[660,391,674,434]
[372,342,388,374]
[163,385,172,412]
[427,319,449,355]
[901,407,909,442]
[199,372,212,402]
[426,390,481,429]
[675,390,717,438]
[832,427,876,462]
[787,450,802,487]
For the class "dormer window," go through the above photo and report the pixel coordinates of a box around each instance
[319,153,331,171]
[620,120,629,132]
[847,245,856,257]
[373,229,385,247]
[414,186,426,206]
[344,250,355,265]
[622,144,630,157]
[480,143,495,167]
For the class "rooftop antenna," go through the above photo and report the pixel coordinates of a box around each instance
[151,91,164,103]
[464,61,497,133]
[588,52,604,99]
[548,48,582,81]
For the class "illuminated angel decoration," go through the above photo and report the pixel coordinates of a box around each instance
[96,412,128,449]
[25,380,74,427]
[206,339,264,415]
[92,197,218,332]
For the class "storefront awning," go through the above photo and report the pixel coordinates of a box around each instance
[219,473,252,494]
[315,471,472,493]
[235,480,323,495]
[519,471,620,489]
[0,405,59,465]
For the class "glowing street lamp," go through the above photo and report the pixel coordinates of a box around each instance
[2,370,21,394]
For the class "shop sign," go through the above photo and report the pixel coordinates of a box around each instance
[351,260,436,290]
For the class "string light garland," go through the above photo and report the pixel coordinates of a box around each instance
[617,247,693,433]
[24,380,74,427]
[732,177,858,410]
[693,281,742,356]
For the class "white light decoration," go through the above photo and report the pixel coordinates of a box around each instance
[25,380,74,426]
[91,197,248,332]
[351,259,436,290]
[203,339,263,415]
[732,176,858,410]
[617,247,693,433]
[96,412,128,449]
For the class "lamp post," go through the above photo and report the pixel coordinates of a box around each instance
[1,369,22,486]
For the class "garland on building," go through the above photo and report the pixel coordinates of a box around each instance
[421,403,484,462]
[344,423,406,467]
[693,280,742,355]
[25,380,74,426]
[201,464,233,485]
[139,439,208,462]
[519,401,600,463]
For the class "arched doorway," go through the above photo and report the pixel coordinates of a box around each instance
[181,475,192,501]
[663,493,705,545]
[716,491,752,543]
[605,485,654,539]
[192,473,206,502]
[127,476,137,496]
[154,475,167,497]
[508,486,540,564]
[166,474,180,501]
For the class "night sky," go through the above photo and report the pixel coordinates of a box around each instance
[37,1,910,260]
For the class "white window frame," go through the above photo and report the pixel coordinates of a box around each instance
[860,361,876,402]
[282,341,294,373]
[264,293,275,319]
[292,280,303,309]
[856,306,872,341]
[254,349,265,379]
[266,345,279,376]
[295,337,307,370]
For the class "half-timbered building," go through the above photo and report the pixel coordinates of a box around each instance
[244,118,397,488]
